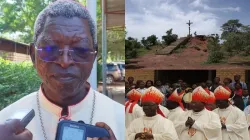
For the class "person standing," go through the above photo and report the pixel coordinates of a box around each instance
[242,89,250,110]
[126,87,179,140]
[136,81,147,95]
[145,80,154,88]
[230,75,247,90]
[175,86,222,140]
[125,89,144,128]
[165,89,185,126]
[128,77,135,88]
[213,86,250,140]
[211,77,221,92]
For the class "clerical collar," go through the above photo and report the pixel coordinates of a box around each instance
[38,86,93,119]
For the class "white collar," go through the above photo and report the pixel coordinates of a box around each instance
[38,86,94,118]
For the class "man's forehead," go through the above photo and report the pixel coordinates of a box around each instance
[39,16,92,43]
[43,16,90,35]
[45,16,88,27]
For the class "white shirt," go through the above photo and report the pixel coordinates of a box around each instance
[126,114,179,140]
[0,87,125,140]
[214,105,250,140]
[125,101,144,128]
[136,88,147,94]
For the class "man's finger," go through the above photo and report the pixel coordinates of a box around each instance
[14,129,33,140]
[95,122,116,140]
[5,119,24,134]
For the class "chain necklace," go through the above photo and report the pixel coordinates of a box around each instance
[36,91,96,140]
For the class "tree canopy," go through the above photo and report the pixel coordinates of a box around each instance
[0,0,124,61]
[162,29,178,45]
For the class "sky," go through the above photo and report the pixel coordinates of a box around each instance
[126,0,250,40]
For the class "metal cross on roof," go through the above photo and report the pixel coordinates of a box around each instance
[186,20,193,36]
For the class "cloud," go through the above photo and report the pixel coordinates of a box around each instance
[190,0,241,12]
[126,0,222,40]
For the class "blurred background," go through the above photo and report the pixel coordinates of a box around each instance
[0,0,125,109]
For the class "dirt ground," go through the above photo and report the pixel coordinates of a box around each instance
[126,38,250,70]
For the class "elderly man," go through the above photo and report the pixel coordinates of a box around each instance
[125,89,144,128]
[126,87,179,140]
[0,1,124,140]
[175,86,222,140]
[213,86,250,140]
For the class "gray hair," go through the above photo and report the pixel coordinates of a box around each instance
[33,0,96,47]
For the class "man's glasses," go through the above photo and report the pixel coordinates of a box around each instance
[35,45,97,63]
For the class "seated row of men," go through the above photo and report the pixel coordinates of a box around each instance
[125,86,250,140]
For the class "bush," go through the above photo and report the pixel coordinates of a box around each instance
[97,63,102,82]
[243,45,250,56]
[207,51,224,63]
[0,58,41,110]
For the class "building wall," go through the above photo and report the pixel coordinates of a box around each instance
[126,70,154,82]
[126,69,247,84]
[216,69,246,82]
[0,50,30,62]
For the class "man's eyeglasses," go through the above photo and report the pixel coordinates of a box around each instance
[35,45,97,63]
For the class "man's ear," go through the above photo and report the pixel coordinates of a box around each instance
[29,43,36,68]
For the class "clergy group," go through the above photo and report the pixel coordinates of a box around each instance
[125,85,250,140]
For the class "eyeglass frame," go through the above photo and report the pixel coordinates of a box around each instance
[33,44,98,63]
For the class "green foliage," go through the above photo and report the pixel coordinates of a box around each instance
[180,45,186,49]
[207,35,220,51]
[207,51,224,63]
[0,58,41,110]
[125,37,141,59]
[162,28,178,45]
[223,32,244,53]
[243,45,250,56]
[140,35,158,49]
[0,0,50,43]
[206,37,224,63]
[97,25,125,62]
[221,20,250,56]
[221,19,243,40]
[146,35,158,46]
[0,0,124,61]
[97,62,102,81]
[141,37,148,47]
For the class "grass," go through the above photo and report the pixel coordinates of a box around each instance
[137,45,162,57]
[137,47,150,57]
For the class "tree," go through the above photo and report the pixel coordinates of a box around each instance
[207,36,224,63]
[221,19,243,40]
[0,0,52,43]
[0,0,125,61]
[0,0,101,43]
[162,29,178,45]
[125,37,142,59]
[221,20,250,56]
[141,37,147,47]
[146,35,157,46]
